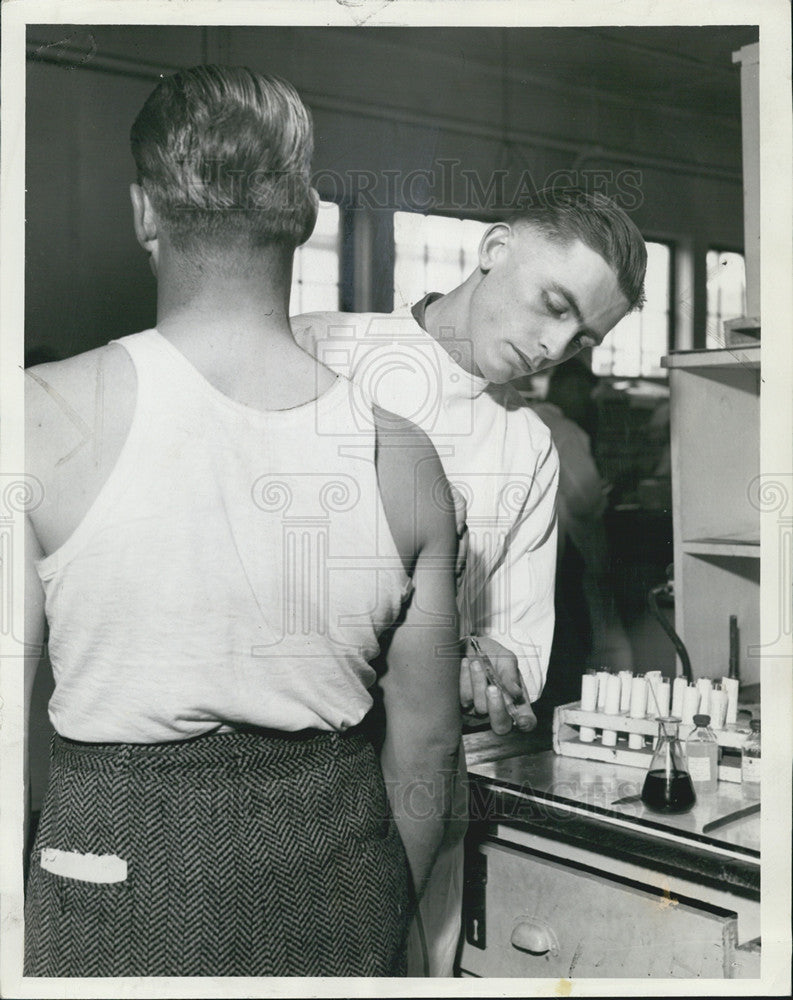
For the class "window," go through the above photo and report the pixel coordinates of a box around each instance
[393,211,489,308]
[289,200,341,315]
[592,241,672,379]
[393,213,672,380]
[706,249,746,349]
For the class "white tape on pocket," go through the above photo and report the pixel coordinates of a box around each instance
[40,847,127,884]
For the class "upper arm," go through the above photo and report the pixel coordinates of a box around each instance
[374,409,461,737]
[24,515,46,718]
[25,345,136,555]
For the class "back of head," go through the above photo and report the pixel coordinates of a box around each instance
[508,187,647,312]
[130,65,316,255]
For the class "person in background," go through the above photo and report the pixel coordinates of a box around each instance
[23,65,462,977]
[530,358,634,721]
[291,188,647,975]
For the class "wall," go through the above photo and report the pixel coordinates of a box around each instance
[24,24,756,359]
[23,23,758,807]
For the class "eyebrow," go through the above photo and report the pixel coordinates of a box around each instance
[548,282,603,344]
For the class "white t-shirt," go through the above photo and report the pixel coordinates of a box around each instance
[292,306,559,700]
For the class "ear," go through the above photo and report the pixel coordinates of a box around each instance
[297,186,320,247]
[130,183,160,272]
[478,222,511,272]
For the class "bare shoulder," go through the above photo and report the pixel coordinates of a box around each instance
[290,310,348,342]
[25,343,134,471]
[373,405,456,560]
[291,310,347,330]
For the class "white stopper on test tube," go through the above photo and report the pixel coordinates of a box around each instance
[709,688,728,730]
[671,676,687,719]
[580,673,598,711]
[628,676,648,719]
[682,684,700,725]
[722,676,739,725]
[596,671,610,711]
[655,680,671,718]
[645,674,662,718]
[696,678,712,717]
[604,673,622,715]
[628,679,646,747]
[618,671,633,713]
[601,674,622,747]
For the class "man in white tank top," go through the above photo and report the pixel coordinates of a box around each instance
[292,188,648,974]
[22,66,462,978]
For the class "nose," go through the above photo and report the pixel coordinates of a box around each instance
[539,322,576,363]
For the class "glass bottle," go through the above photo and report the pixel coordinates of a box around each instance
[741,720,761,801]
[641,717,696,813]
[685,714,719,794]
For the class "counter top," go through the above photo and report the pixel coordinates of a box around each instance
[462,736,759,900]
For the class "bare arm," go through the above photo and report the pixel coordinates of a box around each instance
[374,410,462,900]
[24,505,46,852]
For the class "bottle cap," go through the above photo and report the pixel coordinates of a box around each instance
[693,714,711,726]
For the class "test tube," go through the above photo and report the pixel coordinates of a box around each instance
[628,675,648,750]
[596,671,610,711]
[696,678,713,717]
[682,684,700,725]
[671,676,687,719]
[629,675,648,719]
[618,671,633,713]
[655,680,671,718]
[710,687,728,730]
[579,672,598,743]
[722,676,739,725]
[601,674,622,747]
[646,674,663,718]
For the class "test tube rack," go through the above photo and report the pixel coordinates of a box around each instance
[552,702,751,783]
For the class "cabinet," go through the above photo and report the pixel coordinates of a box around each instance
[461,836,747,979]
[458,749,761,980]
[664,345,761,684]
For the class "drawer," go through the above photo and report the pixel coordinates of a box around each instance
[460,839,739,979]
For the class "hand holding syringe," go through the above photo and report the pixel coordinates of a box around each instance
[463,635,537,733]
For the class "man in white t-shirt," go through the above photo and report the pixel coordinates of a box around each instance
[291,187,647,975]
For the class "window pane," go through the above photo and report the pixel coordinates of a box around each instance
[706,250,747,349]
[289,201,340,316]
[592,241,671,378]
[393,211,490,309]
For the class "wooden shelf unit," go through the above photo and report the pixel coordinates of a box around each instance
[664,343,761,684]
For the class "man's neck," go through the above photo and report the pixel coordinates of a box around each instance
[155,248,296,355]
[150,247,338,410]
[422,280,479,377]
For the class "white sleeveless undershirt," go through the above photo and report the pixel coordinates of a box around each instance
[37,329,412,743]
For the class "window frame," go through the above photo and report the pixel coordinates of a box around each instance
[705,244,747,350]
[289,198,344,316]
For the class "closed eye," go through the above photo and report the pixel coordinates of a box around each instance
[543,292,568,318]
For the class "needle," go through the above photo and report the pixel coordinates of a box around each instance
[468,635,527,724]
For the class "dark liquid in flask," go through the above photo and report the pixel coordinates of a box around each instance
[641,769,696,813]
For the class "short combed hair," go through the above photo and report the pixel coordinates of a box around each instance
[130,65,316,252]
[508,188,647,311]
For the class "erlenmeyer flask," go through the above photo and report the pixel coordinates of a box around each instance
[641,717,696,813]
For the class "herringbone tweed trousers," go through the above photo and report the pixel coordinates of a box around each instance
[25,727,410,977]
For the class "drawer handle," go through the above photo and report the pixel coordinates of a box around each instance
[510,919,559,957]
